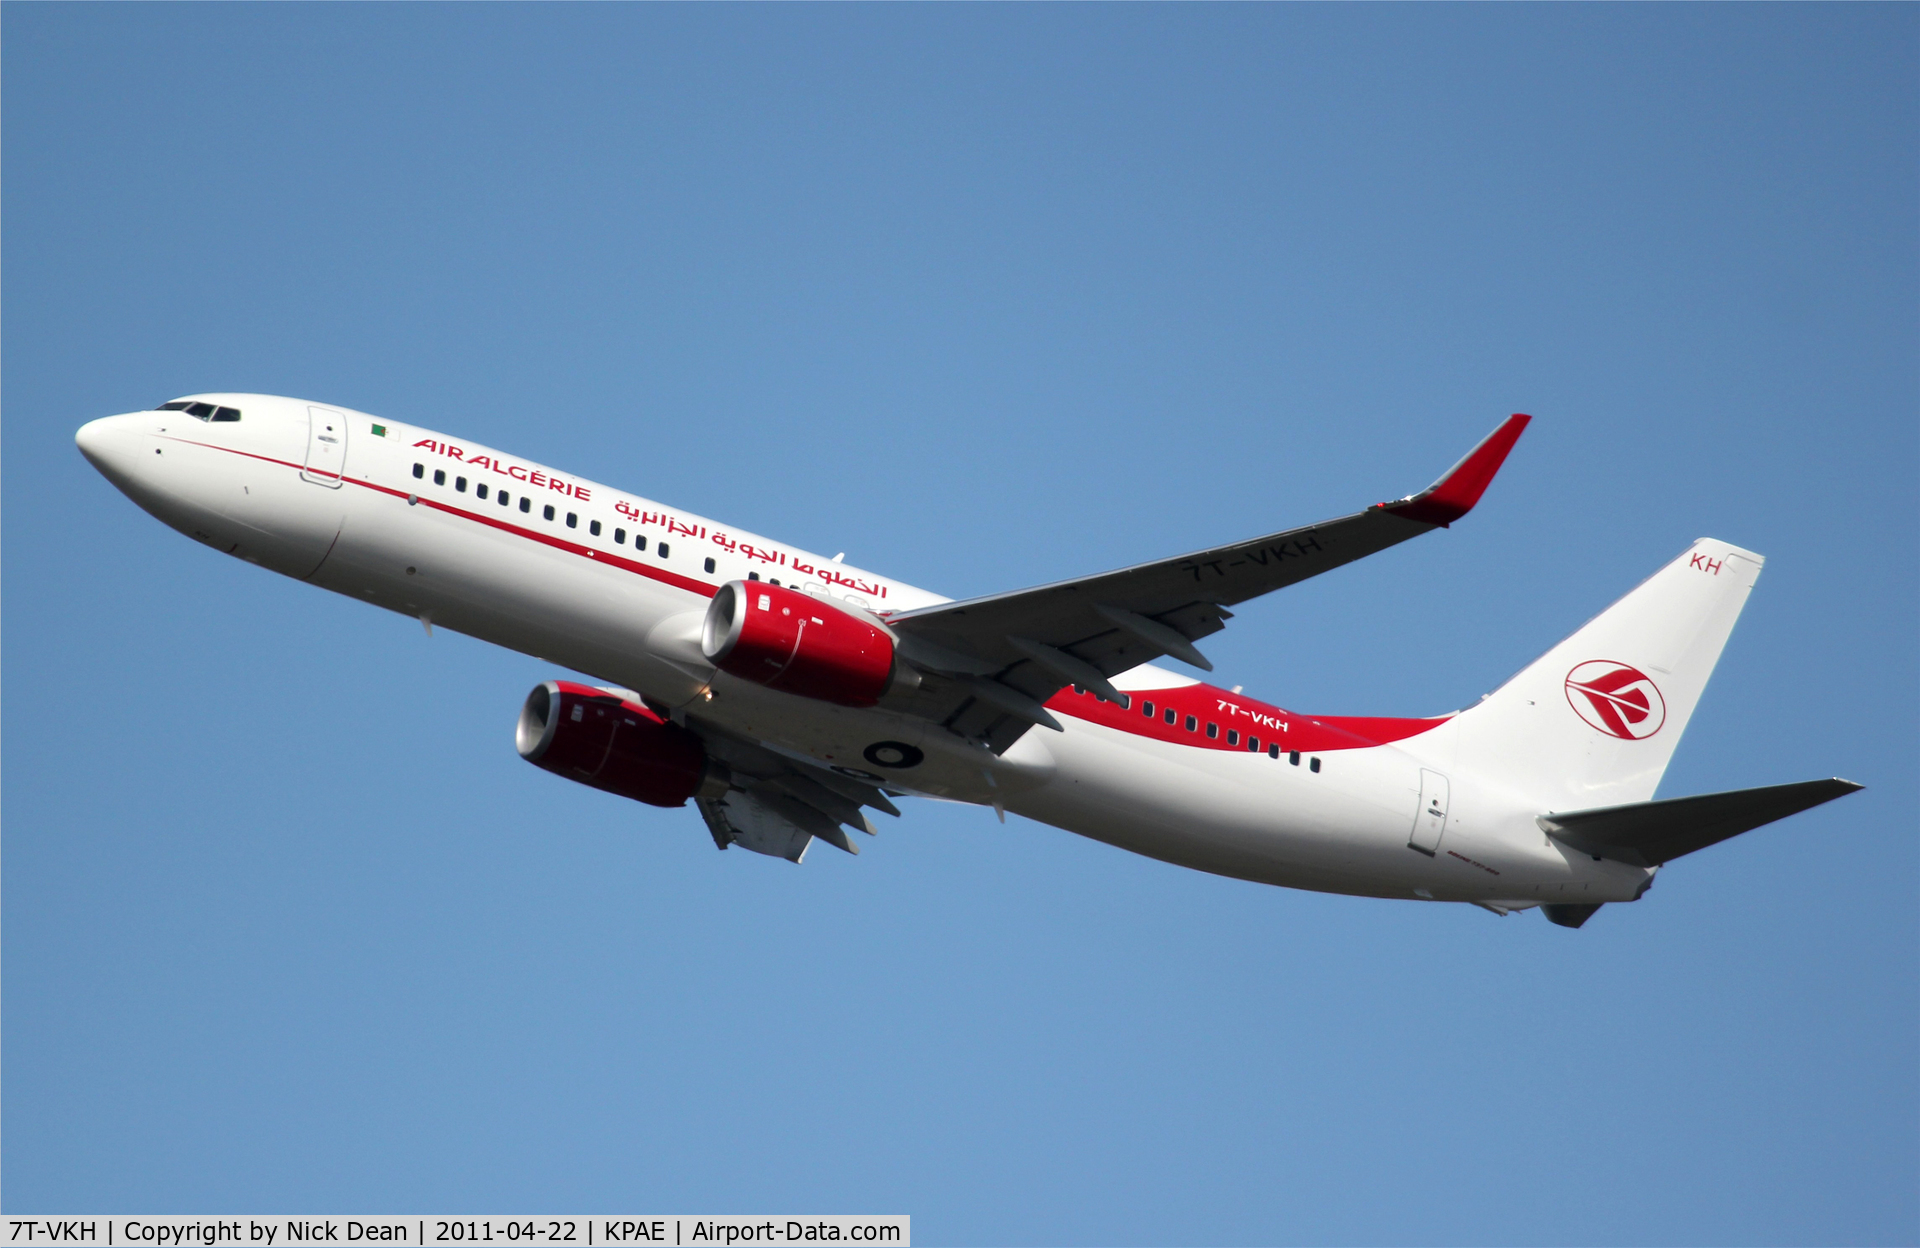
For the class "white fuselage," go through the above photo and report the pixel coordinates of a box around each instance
[76,394,1649,911]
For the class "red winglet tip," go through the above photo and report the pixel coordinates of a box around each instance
[1386,413,1531,526]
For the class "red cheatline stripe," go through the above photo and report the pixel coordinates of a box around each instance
[165,435,720,599]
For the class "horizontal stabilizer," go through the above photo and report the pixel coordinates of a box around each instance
[1540,778,1863,869]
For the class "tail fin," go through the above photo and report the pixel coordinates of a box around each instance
[1435,539,1763,809]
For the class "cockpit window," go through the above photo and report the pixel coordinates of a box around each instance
[157,401,241,422]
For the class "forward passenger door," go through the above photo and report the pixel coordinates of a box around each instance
[302,406,349,487]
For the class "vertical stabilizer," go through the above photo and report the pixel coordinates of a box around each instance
[1434,539,1763,810]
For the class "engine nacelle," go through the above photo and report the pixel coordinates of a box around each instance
[516,681,728,807]
[701,580,898,706]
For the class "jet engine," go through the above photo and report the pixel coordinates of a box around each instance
[516,680,728,807]
[701,581,903,706]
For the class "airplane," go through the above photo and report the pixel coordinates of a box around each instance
[74,395,1860,927]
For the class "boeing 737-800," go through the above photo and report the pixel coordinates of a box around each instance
[75,396,1859,927]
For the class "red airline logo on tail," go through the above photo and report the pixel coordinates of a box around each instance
[1565,661,1666,740]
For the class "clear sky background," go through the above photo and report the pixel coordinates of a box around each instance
[4,6,1915,1244]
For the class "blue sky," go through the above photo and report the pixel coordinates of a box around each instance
[4,6,1914,1243]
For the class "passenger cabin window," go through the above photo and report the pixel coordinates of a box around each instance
[498,491,510,507]
[456,477,468,493]
[614,528,626,544]
[1163,707,1176,724]
[1310,757,1322,773]
[658,542,671,558]
[1206,723,1219,739]
[433,469,446,486]
[412,463,424,479]
[476,484,488,500]
[544,504,556,521]
[1185,715,1198,732]
[1247,736,1258,751]
[1226,730,1239,746]
[1141,701,1154,717]
[1289,751,1301,766]
[704,557,716,573]
[590,520,602,537]
[635,535,647,552]
[566,512,577,528]
[1119,695,1131,709]
[747,570,759,580]
[520,498,531,513]
[1268,744,1281,759]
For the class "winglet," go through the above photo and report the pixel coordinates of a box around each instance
[1381,413,1531,527]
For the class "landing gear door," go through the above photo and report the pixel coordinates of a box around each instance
[302,406,348,488]
[1409,769,1450,855]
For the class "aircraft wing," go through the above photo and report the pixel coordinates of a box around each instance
[883,414,1531,751]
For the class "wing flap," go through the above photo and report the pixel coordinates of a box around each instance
[681,717,903,860]
[696,792,815,863]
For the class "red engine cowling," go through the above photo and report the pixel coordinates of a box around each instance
[516,681,727,807]
[701,580,897,706]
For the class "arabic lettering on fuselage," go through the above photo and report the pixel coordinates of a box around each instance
[607,503,887,599]
[709,533,784,566]
[613,500,704,540]
[819,567,884,596]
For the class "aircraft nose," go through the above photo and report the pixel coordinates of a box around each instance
[75,416,116,466]
[75,412,150,484]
